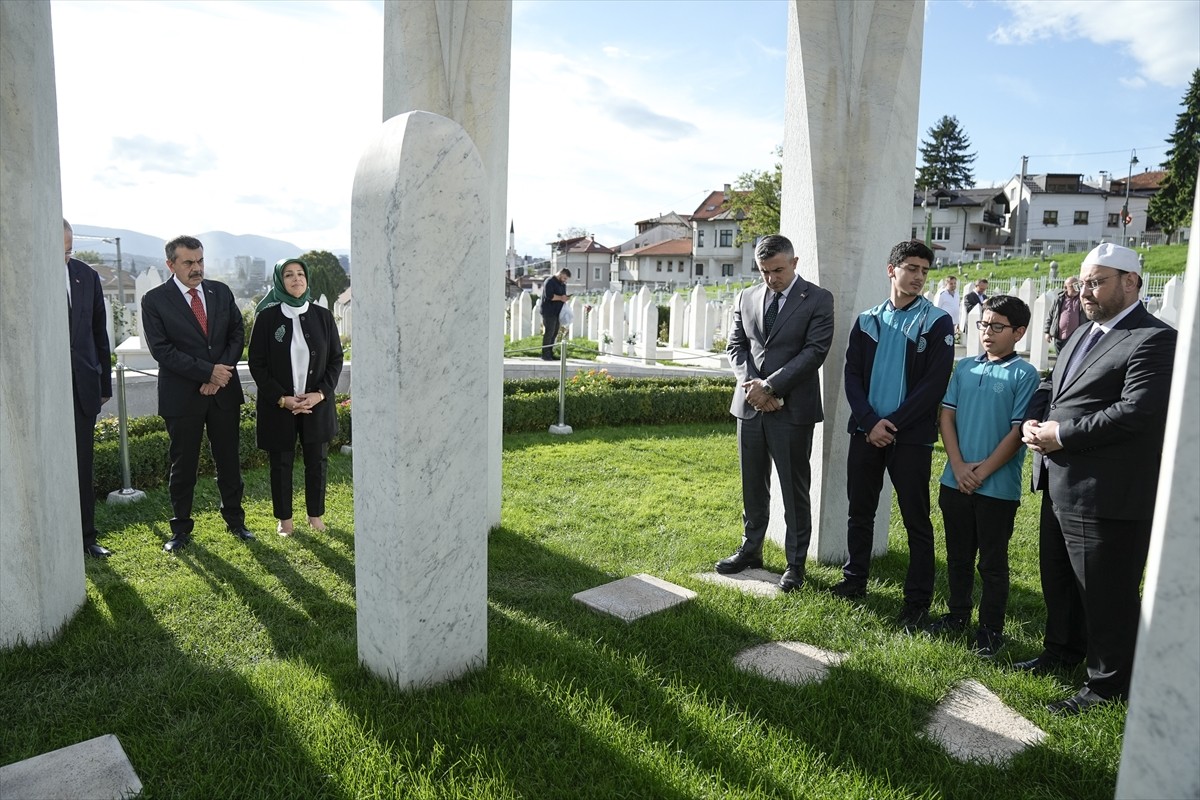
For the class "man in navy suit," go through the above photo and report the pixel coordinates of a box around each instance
[716,234,835,592]
[63,220,113,557]
[1021,242,1176,715]
[142,235,253,552]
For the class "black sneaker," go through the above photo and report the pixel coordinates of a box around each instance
[897,604,930,633]
[828,579,867,599]
[973,626,1004,659]
[926,613,969,635]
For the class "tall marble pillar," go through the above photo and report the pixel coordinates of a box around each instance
[1116,185,1200,800]
[383,0,511,530]
[351,111,489,688]
[0,1,86,647]
[778,0,925,563]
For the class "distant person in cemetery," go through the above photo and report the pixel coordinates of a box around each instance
[540,268,571,360]
[249,258,344,535]
[830,239,955,632]
[963,278,989,318]
[935,275,961,332]
[63,219,114,558]
[1043,276,1085,351]
[716,234,834,593]
[142,235,254,552]
[927,295,1039,658]
[1020,243,1176,716]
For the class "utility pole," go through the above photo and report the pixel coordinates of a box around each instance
[1122,149,1139,246]
[1015,156,1028,256]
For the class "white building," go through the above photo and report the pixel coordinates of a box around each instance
[690,186,756,281]
[613,237,694,287]
[548,234,616,293]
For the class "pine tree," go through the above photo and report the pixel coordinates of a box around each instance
[1148,68,1199,244]
[916,115,977,190]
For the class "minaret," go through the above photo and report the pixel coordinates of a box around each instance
[506,220,519,278]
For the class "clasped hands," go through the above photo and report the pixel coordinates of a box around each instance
[280,392,323,415]
[1021,419,1062,454]
[743,379,781,413]
[200,363,234,396]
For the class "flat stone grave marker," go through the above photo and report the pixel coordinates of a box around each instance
[921,679,1046,766]
[733,641,848,686]
[693,568,783,597]
[572,573,696,622]
[0,734,142,799]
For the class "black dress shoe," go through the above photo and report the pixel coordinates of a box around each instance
[228,526,256,541]
[828,579,867,599]
[715,547,763,574]
[1047,692,1112,717]
[1014,655,1074,675]
[163,534,190,553]
[779,565,804,593]
[897,603,930,634]
[84,543,112,558]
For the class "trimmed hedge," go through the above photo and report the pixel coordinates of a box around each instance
[94,380,734,494]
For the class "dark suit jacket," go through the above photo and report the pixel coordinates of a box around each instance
[67,258,112,416]
[1027,303,1176,520]
[142,277,245,416]
[727,278,835,424]
[248,303,343,451]
[964,290,987,317]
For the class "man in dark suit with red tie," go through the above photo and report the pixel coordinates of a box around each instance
[142,235,254,552]
[1021,243,1176,716]
[63,220,113,557]
[715,234,835,592]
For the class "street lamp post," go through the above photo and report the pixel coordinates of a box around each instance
[102,236,124,306]
[922,187,932,248]
[1122,149,1138,246]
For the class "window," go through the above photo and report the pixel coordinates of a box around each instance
[1108,213,1120,228]
[697,230,704,247]
[668,261,674,272]
[1043,210,1059,226]
[695,263,703,276]
[594,267,601,280]
[932,226,950,241]
[911,227,917,240]
[1073,211,1088,225]
[656,260,662,272]
[721,263,734,277]
[719,229,734,247]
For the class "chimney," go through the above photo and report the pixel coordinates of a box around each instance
[723,183,731,194]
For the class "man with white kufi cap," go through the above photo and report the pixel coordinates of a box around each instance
[1020,243,1177,715]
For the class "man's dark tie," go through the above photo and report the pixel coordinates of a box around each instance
[764,292,780,337]
[188,288,208,337]
[1063,326,1103,382]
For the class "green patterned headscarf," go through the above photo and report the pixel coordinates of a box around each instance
[255,258,310,312]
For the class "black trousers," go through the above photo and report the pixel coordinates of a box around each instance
[268,436,329,520]
[164,403,245,536]
[1039,491,1151,700]
[843,435,936,607]
[73,397,99,546]
[737,414,814,568]
[937,484,1018,631]
[541,313,560,359]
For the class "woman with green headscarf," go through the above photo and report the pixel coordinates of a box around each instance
[248,258,344,535]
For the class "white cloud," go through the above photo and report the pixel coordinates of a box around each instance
[991,0,1199,86]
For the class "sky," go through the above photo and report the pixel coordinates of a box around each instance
[50,0,1199,260]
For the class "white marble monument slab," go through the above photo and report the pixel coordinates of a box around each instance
[1117,206,1200,800]
[350,110,488,689]
[921,680,1046,766]
[573,573,696,623]
[688,285,708,350]
[636,301,657,364]
[0,734,143,800]
[963,304,983,358]
[693,568,783,597]
[608,291,625,356]
[668,291,686,348]
[114,269,164,371]
[1027,290,1052,372]
[1,0,87,649]
[733,641,847,685]
[778,0,925,563]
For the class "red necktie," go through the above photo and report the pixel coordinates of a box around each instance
[188,288,208,337]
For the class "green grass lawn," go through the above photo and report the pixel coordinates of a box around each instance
[0,425,1126,799]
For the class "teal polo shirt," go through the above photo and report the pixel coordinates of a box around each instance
[939,352,1040,502]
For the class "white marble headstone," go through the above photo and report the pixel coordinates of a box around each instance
[668,291,686,349]
[1027,291,1052,372]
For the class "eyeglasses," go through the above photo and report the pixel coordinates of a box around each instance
[976,321,1018,333]
[1079,275,1116,292]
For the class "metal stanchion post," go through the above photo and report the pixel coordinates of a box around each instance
[549,335,572,435]
[107,361,147,504]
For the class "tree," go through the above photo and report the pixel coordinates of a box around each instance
[73,249,104,265]
[916,115,977,189]
[299,250,349,305]
[1148,68,1199,244]
[722,146,782,244]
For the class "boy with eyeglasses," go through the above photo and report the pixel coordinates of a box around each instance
[928,295,1039,657]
